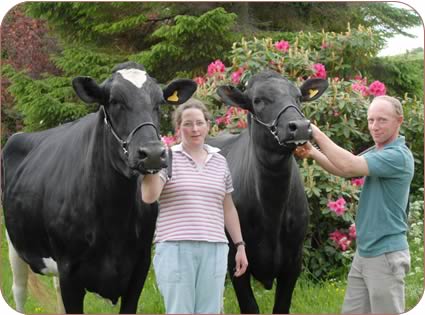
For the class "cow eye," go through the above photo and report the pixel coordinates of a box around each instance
[253,97,262,105]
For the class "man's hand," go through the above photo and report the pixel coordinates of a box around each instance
[294,142,313,159]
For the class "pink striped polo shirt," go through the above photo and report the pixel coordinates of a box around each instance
[155,143,233,243]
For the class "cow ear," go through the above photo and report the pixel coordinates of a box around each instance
[163,79,197,105]
[217,85,252,111]
[300,78,329,102]
[72,77,103,104]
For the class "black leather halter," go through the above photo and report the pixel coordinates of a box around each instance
[101,106,161,156]
[250,104,307,147]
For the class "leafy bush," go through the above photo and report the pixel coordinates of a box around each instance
[368,52,424,99]
[132,7,238,82]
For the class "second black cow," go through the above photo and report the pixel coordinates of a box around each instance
[208,70,328,313]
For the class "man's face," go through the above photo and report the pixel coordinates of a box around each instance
[367,100,403,148]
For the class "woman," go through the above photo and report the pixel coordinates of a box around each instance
[141,98,248,314]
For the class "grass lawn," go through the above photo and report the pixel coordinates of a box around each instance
[1,212,423,313]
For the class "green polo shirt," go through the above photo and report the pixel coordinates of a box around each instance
[357,136,414,257]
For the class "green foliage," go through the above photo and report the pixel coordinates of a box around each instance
[2,65,89,132]
[131,7,237,82]
[369,52,424,98]
[400,96,425,194]
[24,2,162,49]
[52,47,125,79]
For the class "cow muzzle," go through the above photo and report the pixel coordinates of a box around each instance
[284,119,312,146]
[133,142,168,174]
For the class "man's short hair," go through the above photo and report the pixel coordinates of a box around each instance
[372,95,403,117]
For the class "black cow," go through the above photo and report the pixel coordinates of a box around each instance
[208,70,328,313]
[1,62,196,313]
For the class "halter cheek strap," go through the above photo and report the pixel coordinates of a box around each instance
[101,106,161,156]
[251,104,308,147]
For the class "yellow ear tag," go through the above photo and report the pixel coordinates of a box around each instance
[309,89,319,98]
[167,90,179,102]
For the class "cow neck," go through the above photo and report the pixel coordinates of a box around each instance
[90,111,136,196]
[250,124,293,176]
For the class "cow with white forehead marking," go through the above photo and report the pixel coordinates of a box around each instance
[2,61,197,313]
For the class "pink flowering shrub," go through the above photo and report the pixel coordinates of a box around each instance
[207,59,226,76]
[161,134,178,147]
[329,230,352,251]
[312,63,327,79]
[231,67,244,84]
[368,80,386,96]
[327,197,347,216]
[329,224,356,252]
[193,76,205,86]
[351,177,365,187]
[351,76,387,97]
[348,223,356,239]
[274,40,290,52]
[215,107,248,133]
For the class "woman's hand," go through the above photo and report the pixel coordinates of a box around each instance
[234,246,248,277]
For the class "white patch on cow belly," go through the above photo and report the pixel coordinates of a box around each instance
[41,257,59,276]
[117,69,147,88]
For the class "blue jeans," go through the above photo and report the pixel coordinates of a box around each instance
[153,241,229,314]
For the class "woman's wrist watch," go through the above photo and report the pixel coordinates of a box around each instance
[234,241,246,248]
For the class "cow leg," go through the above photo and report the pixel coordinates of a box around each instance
[7,232,28,313]
[273,257,302,314]
[53,276,65,313]
[229,269,259,313]
[119,248,151,314]
[59,273,85,314]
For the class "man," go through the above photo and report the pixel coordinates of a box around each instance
[295,95,414,314]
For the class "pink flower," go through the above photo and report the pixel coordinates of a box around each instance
[312,63,327,79]
[368,80,386,96]
[161,135,177,147]
[207,60,226,76]
[237,119,247,129]
[329,230,352,251]
[348,224,356,240]
[194,76,205,86]
[352,82,369,97]
[231,67,244,84]
[351,177,365,187]
[321,41,328,49]
[274,40,290,52]
[327,197,346,216]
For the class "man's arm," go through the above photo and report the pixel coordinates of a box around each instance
[311,124,369,177]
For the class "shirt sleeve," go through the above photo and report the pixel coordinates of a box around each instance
[364,147,407,178]
[225,162,234,193]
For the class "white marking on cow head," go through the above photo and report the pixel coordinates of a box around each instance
[41,257,59,276]
[117,69,147,88]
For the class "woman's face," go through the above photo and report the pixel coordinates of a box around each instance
[178,108,210,148]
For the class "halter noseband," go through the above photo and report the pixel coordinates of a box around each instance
[250,104,308,147]
[101,105,161,156]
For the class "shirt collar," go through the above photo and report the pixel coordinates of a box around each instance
[171,143,221,154]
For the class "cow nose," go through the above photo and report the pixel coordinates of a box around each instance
[288,120,312,141]
[289,122,298,132]
[137,144,167,171]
